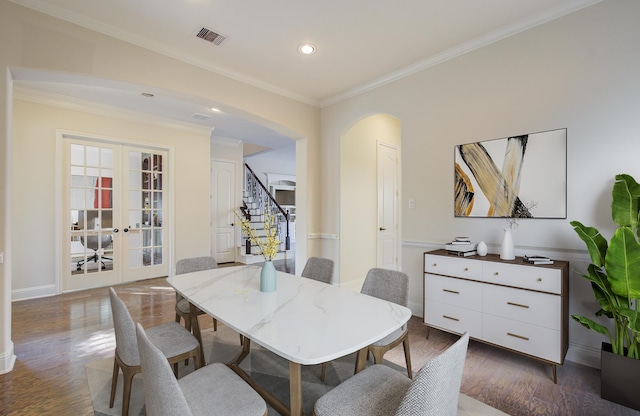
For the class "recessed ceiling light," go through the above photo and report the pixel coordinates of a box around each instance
[210,107,221,112]
[298,43,316,55]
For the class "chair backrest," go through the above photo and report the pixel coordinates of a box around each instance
[81,234,113,251]
[176,256,218,275]
[301,257,335,284]
[361,268,409,307]
[135,323,194,416]
[109,287,140,366]
[394,332,470,416]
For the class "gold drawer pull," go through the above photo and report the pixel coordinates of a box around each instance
[443,289,460,294]
[432,263,437,267]
[494,272,499,275]
[507,332,529,341]
[537,278,542,282]
[443,315,460,322]
[464,267,469,271]
[507,302,530,309]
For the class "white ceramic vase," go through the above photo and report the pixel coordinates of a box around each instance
[500,228,515,260]
[477,241,488,256]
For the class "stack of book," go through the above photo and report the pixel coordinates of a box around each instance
[445,237,477,257]
[524,255,554,265]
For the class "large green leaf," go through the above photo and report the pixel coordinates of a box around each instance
[606,227,640,299]
[612,174,640,229]
[571,314,611,338]
[571,221,608,267]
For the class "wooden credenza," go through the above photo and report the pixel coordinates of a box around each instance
[423,249,569,383]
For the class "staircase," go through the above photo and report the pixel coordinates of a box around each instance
[237,163,292,265]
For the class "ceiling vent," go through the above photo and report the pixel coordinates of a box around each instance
[191,113,211,120]
[196,27,227,46]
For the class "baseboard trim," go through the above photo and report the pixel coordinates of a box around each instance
[566,342,601,369]
[12,284,57,301]
[0,342,16,375]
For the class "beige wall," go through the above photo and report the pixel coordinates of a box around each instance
[339,115,400,287]
[322,0,640,367]
[0,1,320,373]
[11,99,212,293]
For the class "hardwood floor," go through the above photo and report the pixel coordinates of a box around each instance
[1,275,638,416]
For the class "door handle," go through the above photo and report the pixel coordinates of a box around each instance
[379,227,386,231]
[113,228,119,233]
[123,228,129,233]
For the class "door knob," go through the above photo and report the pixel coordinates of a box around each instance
[123,228,129,232]
[113,228,119,233]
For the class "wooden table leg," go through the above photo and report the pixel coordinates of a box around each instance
[289,361,302,416]
[189,303,205,365]
[354,346,369,374]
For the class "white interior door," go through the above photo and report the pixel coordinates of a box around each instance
[211,160,236,263]
[62,136,169,290]
[121,148,169,282]
[377,142,399,270]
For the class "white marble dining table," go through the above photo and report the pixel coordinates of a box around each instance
[167,264,412,416]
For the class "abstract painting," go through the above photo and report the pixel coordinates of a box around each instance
[454,128,566,218]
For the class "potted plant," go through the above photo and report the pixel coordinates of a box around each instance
[571,173,640,410]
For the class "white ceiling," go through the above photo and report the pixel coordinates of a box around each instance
[9,0,601,150]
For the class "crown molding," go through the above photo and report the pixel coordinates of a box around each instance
[9,0,320,107]
[10,0,603,109]
[320,0,603,107]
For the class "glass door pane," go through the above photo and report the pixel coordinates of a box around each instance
[123,149,167,281]
[67,141,120,290]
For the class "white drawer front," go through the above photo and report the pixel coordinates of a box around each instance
[483,285,561,330]
[425,254,482,280]
[482,261,561,294]
[424,300,482,339]
[425,274,482,311]
[483,314,561,363]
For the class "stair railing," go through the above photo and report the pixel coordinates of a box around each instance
[244,163,291,250]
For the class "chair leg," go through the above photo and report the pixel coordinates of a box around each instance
[371,347,385,364]
[175,313,181,324]
[213,317,218,331]
[320,362,327,382]
[121,366,137,416]
[403,336,413,379]
[109,358,119,408]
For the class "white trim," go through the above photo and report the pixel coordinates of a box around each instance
[11,284,57,301]
[308,233,338,240]
[0,341,16,375]
[9,0,601,108]
[566,342,601,369]
[2,69,15,374]
[8,0,318,107]
[320,0,603,107]
[55,130,175,291]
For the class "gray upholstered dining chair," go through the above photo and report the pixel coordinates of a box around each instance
[301,256,335,284]
[300,256,336,381]
[174,256,219,334]
[175,256,244,349]
[109,287,201,416]
[358,267,413,378]
[313,332,470,416]
[135,322,267,416]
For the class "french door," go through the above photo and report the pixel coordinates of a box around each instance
[62,135,169,291]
